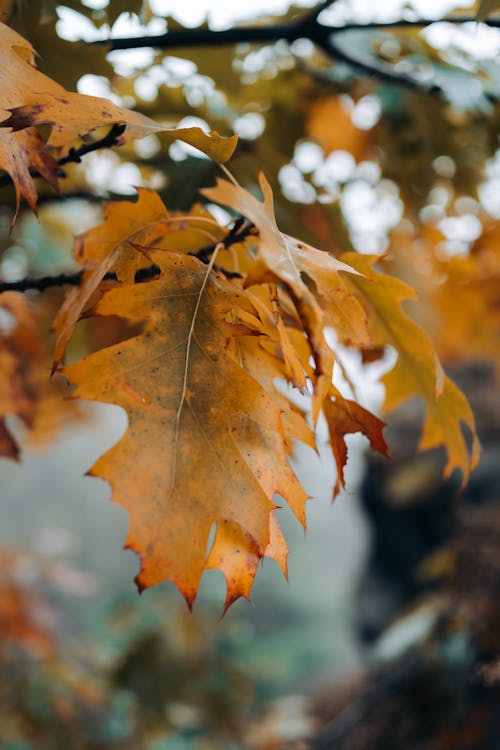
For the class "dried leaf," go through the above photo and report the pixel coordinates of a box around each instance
[201,173,364,419]
[52,188,169,369]
[323,393,388,497]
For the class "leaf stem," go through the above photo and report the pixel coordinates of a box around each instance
[172,243,222,486]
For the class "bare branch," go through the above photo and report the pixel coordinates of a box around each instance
[0,219,252,294]
[337,16,500,32]
[89,11,500,52]
[317,37,444,95]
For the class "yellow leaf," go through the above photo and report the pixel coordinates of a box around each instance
[0,22,236,218]
[201,173,364,419]
[52,188,169,370]
[340,253,480,483]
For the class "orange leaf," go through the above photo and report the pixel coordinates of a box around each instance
[63,253,305,608]
[0,292,81,458]
[201,173,365,419]
[306,96,372,159]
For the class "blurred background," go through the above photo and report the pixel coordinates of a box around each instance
[0,0,499,747]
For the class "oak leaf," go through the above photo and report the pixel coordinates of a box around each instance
[323,393,389,497]
[201,173,365,419]
[63,252,306,607]
[340,253,480,483]
[0,22,237,218]
[52,188,169,369]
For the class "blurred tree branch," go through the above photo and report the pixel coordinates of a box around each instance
[87,6,500,98]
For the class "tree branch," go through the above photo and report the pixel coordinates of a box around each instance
[0,219,254,294]
[317,37,444,95]
[0,123,126,191]
[86,6,500,99]
[90,12,500,52]
[336,17,500,32]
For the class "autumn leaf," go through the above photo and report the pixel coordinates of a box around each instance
[306,96,372,160]
[0,22,237,218]
[410,222,500,375]
[201,173,365,419]
[52,188,169,370]
[0,550,55,657]
[52,193,232,370]
[0,1,11,22]
[206,511,288,613]
[0,292,81,459]
[323,393,388,497]
[340,253,480,483]
[63,252,306,607]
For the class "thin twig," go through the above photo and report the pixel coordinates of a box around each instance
[335,17,500,31]
[57,123,126,166]
[0,219,253,294]
[0,123,126,191]
[318,37,444,95]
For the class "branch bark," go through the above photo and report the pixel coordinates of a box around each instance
[0,219,253,294]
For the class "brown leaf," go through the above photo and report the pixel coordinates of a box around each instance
[323,394,388,497]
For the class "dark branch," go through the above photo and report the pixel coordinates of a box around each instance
[85,6,500,99]
[90,11,500,51]
[0,271,83,294]
[318,37,444,95]
[92,22,302,51]
[57,122,126,167]
[336,17,500,31]
[0,123,126,191]
[0,219,253,294]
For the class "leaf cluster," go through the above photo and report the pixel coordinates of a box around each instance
[0,6,494,610]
